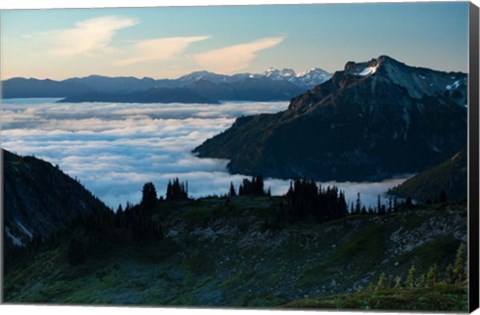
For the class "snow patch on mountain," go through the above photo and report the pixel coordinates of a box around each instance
[357,65,378,76]
[446,80,461,90]
[17,221,33,239]
[5,227,23,246]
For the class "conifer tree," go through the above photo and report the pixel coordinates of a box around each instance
[439,189,447,203]
[361,206,367,215]
[355,192,361,214]
[166,180,173,200]
[141,182,157,212]
[117,204,123,214]
[229,182,236,197]
[407,265,416,287]
[380,205,387,215]
[454,243,466,284]
[338,192,348,217]
[418,274,426,288]
[426,264,438,287]
[376,273,387,291]
[394,276,403,288]
[446,263,455,284]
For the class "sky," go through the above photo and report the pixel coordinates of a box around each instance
[0,2,470,80]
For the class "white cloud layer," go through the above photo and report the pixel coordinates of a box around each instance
[194,37,285,73]
[34,16,138,56]
[1,99,407,209]
[115,36,210,66]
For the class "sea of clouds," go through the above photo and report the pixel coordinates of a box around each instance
[1,98,407,209]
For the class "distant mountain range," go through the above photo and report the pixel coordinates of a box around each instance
[194,55,467,182]
[2,67,332,103]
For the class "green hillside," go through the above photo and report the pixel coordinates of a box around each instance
[4,195,467,311]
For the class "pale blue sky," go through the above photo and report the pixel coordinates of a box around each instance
[1,2,469,79]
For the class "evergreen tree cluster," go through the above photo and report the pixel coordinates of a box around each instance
[374,243,467,292]
[67,237,86,265]
[66,207,118,265]
[65,181,169,265]
[238,175,270,196]
[349,194,398,216]
[166,178,189,201]
[283,179,348,223]
[116,202,163,244]
[426,189,448,205]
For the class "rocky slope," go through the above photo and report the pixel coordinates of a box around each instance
[3,149,109,252]
[3,196,467,309]
[194,56,467,181]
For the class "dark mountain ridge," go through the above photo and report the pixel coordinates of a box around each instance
[64,75,174,93]
[194,56,467,181]
[389,148,467,202]
[3,149,109,253]
[59,87,220,104]
[2,77,92,98]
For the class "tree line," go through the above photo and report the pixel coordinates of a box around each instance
[6,174,446,269]
[228,175,270,197]
[67,178,191,265]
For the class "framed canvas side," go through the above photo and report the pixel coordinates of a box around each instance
[0,2,476,311]
[469,2,480,313]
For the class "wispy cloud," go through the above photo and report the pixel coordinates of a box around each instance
[34,16,138,57]
[115,36,210,66]
[194,37,285,73]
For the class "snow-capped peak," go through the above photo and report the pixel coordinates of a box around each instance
[180,66,333,90]
[297,67,330,78]
[264,68,297,79]
[263,66,333,88]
